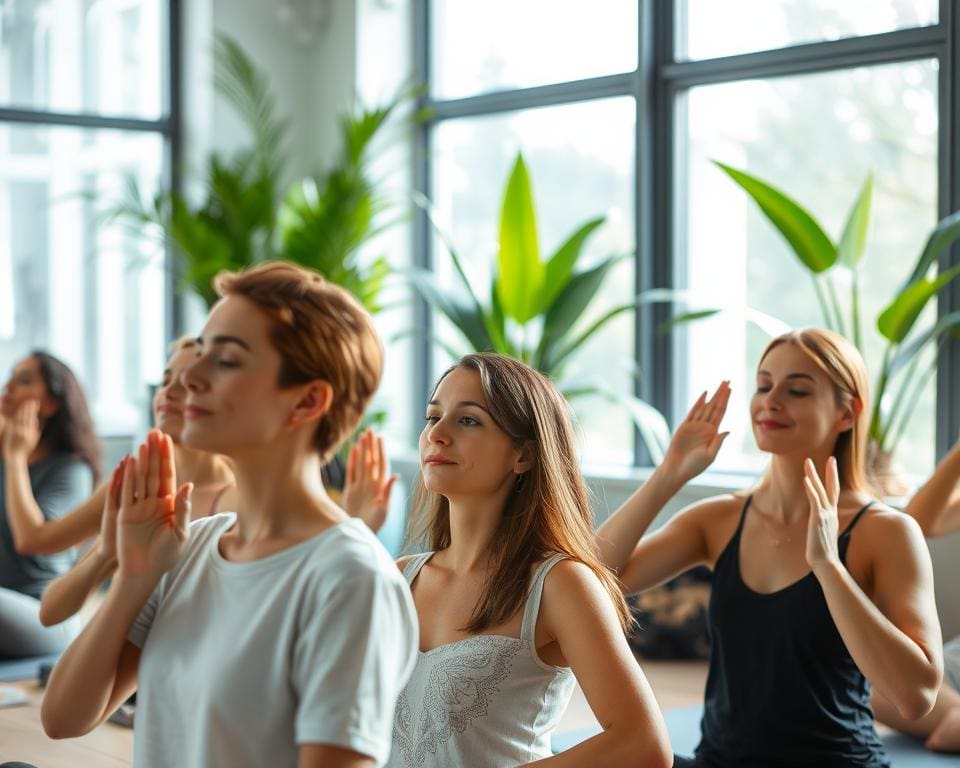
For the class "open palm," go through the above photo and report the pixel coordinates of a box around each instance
[661,381,731,483]
[117,430,192,579]
[342,428,396,533]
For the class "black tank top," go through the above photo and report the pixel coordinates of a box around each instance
[695,496,890,768]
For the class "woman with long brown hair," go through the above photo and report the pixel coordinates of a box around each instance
[597,328,943,767]
[386,352,671,768]
[0,351,99,657]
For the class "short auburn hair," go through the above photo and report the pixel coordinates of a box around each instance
[213,261,382,462]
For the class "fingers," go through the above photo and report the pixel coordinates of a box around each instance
[826,456,840,506]
[684,391,708,423]
[108,460,125,515]
[145,430,161,498]
[121,454,137,509]
[803,458,829,509]
[172,483,193,540]
[701,380,731,424]
[158,433,175,499]
[803,476,820,512]
[376,433,388,481]
[379,475,398,507]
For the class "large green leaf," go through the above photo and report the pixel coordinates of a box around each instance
[836,175,873,270]
[900,209,960,288]
[545,301,638,375]
[535,217,605,317]
[497,154,543,323]
[404,268,495,352]
[714,161,836,273]
[886,310,960,378]
[537,254,627,370]
[877,265,960,343]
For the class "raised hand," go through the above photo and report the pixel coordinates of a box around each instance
[98,460,126,564]
[660,381,731,483]
[803,456,841,571]
[117,429,192,580]
[3,399,42,459]
[342,428,397,533]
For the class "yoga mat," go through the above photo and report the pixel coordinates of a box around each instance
[552,704,958,766]
[0,654,58,683]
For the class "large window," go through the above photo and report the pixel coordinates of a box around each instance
[415,0,958,479]
[0,0,173,438]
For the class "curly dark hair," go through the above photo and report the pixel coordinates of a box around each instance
[31,351,102,483]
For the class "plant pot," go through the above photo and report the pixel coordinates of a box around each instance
[866,443,911,501]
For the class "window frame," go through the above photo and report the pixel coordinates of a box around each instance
[0,0,183,346]
[413,0,960,468]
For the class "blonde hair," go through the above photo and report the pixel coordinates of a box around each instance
[408,353,632,632]
[759,328,873,494]
[213,261,382,463]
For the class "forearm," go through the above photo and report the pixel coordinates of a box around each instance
[4,454,50,552]
[522,723,671,768]
[40,543,117,626]
[596,464,685,571]
[816,562,941,718]
[42,573,155,736]
[905,443,960,537]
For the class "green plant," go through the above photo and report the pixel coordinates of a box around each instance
[109,34,402,313]
[407,153,671,459]
[710,162,960,459]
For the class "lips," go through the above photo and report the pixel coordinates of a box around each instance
[423,455,455,465]
[184,405,212,420]
[756,420,789,430]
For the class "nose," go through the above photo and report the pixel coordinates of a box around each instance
[762,386,783,411]
[427,419,451,446]
[180,355,207,393]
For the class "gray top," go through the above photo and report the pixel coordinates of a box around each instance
[0,453,91,598]
[387,552,576,768]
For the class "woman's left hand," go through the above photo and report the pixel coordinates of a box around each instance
[2,400,42,459]
[803,456,841,572]
[342,428,396,533]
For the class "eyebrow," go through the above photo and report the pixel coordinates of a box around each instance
[426,399,492,414]
[195,335,252,351]
[757,370,816,383]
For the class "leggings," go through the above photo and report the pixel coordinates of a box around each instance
[0,586,78,659]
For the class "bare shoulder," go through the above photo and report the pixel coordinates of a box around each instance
[854,503,927,549]
[395,554,417,574]
[540,559,613,619]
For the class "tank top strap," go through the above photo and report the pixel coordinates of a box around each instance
[838,501,874,562]
[519,553,568,644]
[401,552,435,585]
[734,495,753,537]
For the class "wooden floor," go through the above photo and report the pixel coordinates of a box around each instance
[0,658,708,765]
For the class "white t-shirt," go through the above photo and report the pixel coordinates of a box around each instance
[128,513,418,768]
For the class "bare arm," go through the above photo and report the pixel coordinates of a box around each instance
[298,745,375,768]
[39,542,116,626]
[43,431,192,738]
[805,459,943,720]
[597,382,730,575]
[522,561,671,768]
[903,440,960,538]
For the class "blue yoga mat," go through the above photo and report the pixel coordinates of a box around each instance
[552,705,958,766]
[0,654,58,683]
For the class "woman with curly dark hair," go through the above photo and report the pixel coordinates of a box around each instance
[0,351,99,657]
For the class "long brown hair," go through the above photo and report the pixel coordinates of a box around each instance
[408,353,631,632]
[31,351,101,483]
[758,328,873,494]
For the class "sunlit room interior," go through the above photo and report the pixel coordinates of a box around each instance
[1,1,960,766]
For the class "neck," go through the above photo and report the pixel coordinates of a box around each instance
[225,440,344,542]
[442,481,514,573]
[172,442,231,488]
[759,450,836,524]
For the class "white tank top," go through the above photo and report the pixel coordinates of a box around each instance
[386,553,576,768]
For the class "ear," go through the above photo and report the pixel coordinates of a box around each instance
[836,396,862,433]
[288,381,334,428]
[513,441,536,475]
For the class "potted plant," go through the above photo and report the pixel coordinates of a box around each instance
[408,152,671,460]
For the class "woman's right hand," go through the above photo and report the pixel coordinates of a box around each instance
[659,381,731,483]
[97,460,126,565]
[117,429,192,580]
